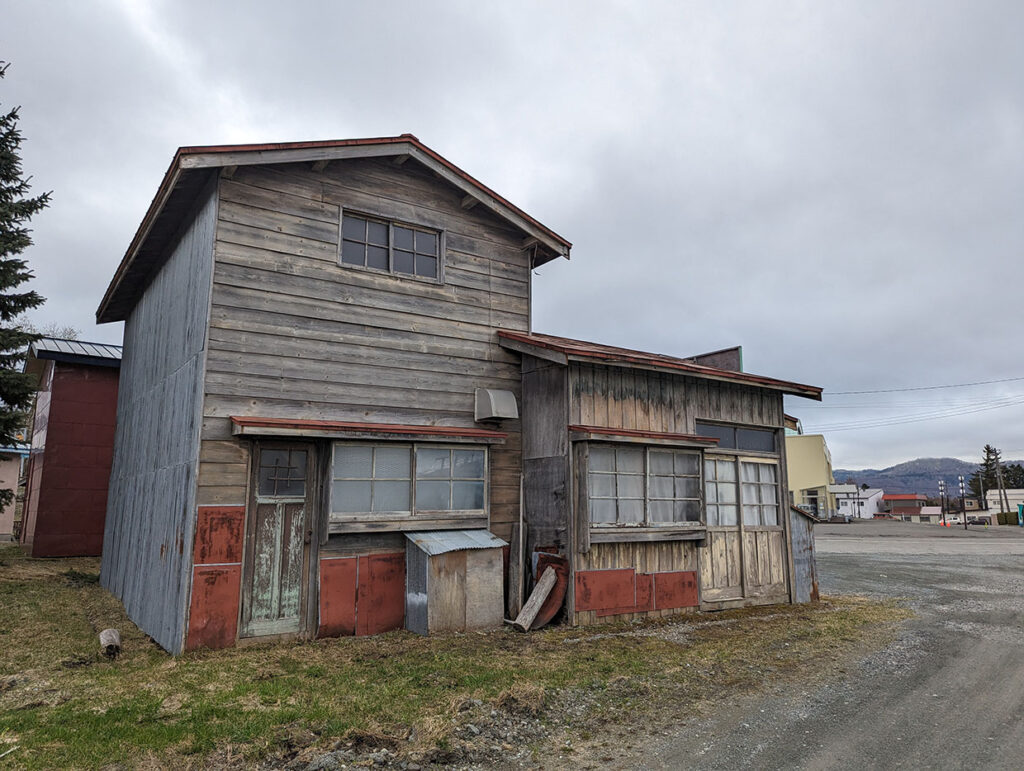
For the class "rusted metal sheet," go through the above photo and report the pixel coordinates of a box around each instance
[193,506,244,564]
[318,557,357,637]
[529,553,568,629]
[185,565,241,650]
[653,570,699,609]
[596,572,654,617]
[356,553,405,635]
[574,568,636,612]
[230,417,507,443]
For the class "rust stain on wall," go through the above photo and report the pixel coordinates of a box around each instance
[193,506,245,564]
[185,564,241,650]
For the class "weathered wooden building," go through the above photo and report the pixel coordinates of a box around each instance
[20,339,121,557]
[97,134,821,654]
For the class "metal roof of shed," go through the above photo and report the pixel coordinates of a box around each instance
[29,338,123,368]
[405,529,507,556]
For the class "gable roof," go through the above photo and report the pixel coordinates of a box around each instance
[497,330,822,400]
[28,337,123,369]
[97,134,572,323]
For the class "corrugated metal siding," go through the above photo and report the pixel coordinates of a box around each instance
[31,338,123,361]
[405,529,506,556]
[100,182,217,654]
[789,508,819,604]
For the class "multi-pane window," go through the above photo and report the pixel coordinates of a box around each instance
[331,443,485,516]
[257,449,307,498]
[340,213,439,279]
[704,458,738,526]
[740,462,779,526]
[588,445,701,527]
[695,421,776,453]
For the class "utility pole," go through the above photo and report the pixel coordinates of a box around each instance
[996,458,1012,520]
[959,475,967,531]
[939,480,946,526]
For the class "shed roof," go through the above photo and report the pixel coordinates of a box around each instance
[97,134,572,323]
[498,330,822,400]
[28,338,122,369]
[405,529,507,556]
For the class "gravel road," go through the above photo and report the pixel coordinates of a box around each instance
[634,520,1024,770]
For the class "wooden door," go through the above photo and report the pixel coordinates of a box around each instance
[240,443,315,639]
[700,456,744,601]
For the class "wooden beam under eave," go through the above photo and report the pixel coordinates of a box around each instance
[221,165,237,179]
[392,154,410,166]
[461,194,479,211]
[311,159,330,172]
[522,236,539,249]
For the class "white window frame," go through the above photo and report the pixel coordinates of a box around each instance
[330,441,488,522]
[587,444,703,528]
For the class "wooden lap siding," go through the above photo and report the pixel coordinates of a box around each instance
[198,159,529,542]
[102,183,217,655]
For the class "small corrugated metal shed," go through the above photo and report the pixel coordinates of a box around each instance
[405,530,507,635]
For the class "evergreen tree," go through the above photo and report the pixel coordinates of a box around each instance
[968,444,1002,507]
[0,61,48,507]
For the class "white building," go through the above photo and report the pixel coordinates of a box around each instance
[985,489,1024,513]
[830,486,884,519]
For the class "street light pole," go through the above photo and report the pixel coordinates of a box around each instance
[959,475,967,531]
[939,480,946,526]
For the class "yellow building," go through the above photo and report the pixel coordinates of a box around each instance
[784,417,836,519]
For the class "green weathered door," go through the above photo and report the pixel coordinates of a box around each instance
[241,444,314,638]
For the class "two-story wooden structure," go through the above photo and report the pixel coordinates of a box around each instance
[97,134,821,654]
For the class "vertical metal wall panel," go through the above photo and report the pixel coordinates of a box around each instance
[789,508,819,603]
[100,181,217,654]
[405,542,429,636]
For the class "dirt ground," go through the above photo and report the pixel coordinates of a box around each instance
[593,519,1024,770]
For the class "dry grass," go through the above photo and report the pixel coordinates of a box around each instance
[0,545,911,768]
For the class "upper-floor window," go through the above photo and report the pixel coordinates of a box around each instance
[340,213,440,280]
[695,421,776,453]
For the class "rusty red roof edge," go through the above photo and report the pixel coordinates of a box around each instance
[230,416,507,439]
[499,330,823,399]
[569,425,721,443]
[882,493,929,500]
[98,134,571,321]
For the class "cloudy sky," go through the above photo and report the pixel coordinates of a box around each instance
[3,0,1022,469]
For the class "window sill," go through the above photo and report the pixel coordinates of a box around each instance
[589,526,706,544]
[329,514,487,534]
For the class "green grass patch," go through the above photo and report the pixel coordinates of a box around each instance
[0,544,911,768]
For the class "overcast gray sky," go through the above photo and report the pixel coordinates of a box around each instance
[3,0,1022,470]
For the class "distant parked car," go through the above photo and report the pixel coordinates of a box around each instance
[944,516,962,525]
[968,517,989,526]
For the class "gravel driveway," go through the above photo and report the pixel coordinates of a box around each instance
[633,520,1024,770]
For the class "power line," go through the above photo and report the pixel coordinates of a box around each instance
[802,395,1024,433]
[828,375,1024,395]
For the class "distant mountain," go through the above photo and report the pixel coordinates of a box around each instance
[831,457,1000,496]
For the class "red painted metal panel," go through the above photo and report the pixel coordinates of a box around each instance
[595,572,654,617]
[356,553,406,636]
[193,506,245,564]
[653,571,699,610]
[185,564,241,650]
[531,553,569,629]
[318,558,358,638]
[230,416,506,441]
[574,568,636,612]
[23,362,119,557]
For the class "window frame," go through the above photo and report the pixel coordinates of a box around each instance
[328,441,488,523]
[586,443,704,530]
[694,419,778,455]
[338,208,445,284]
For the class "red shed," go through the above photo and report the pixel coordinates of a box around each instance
[20,338,122,557]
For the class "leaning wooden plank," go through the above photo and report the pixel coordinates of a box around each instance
[511,567,557,632]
